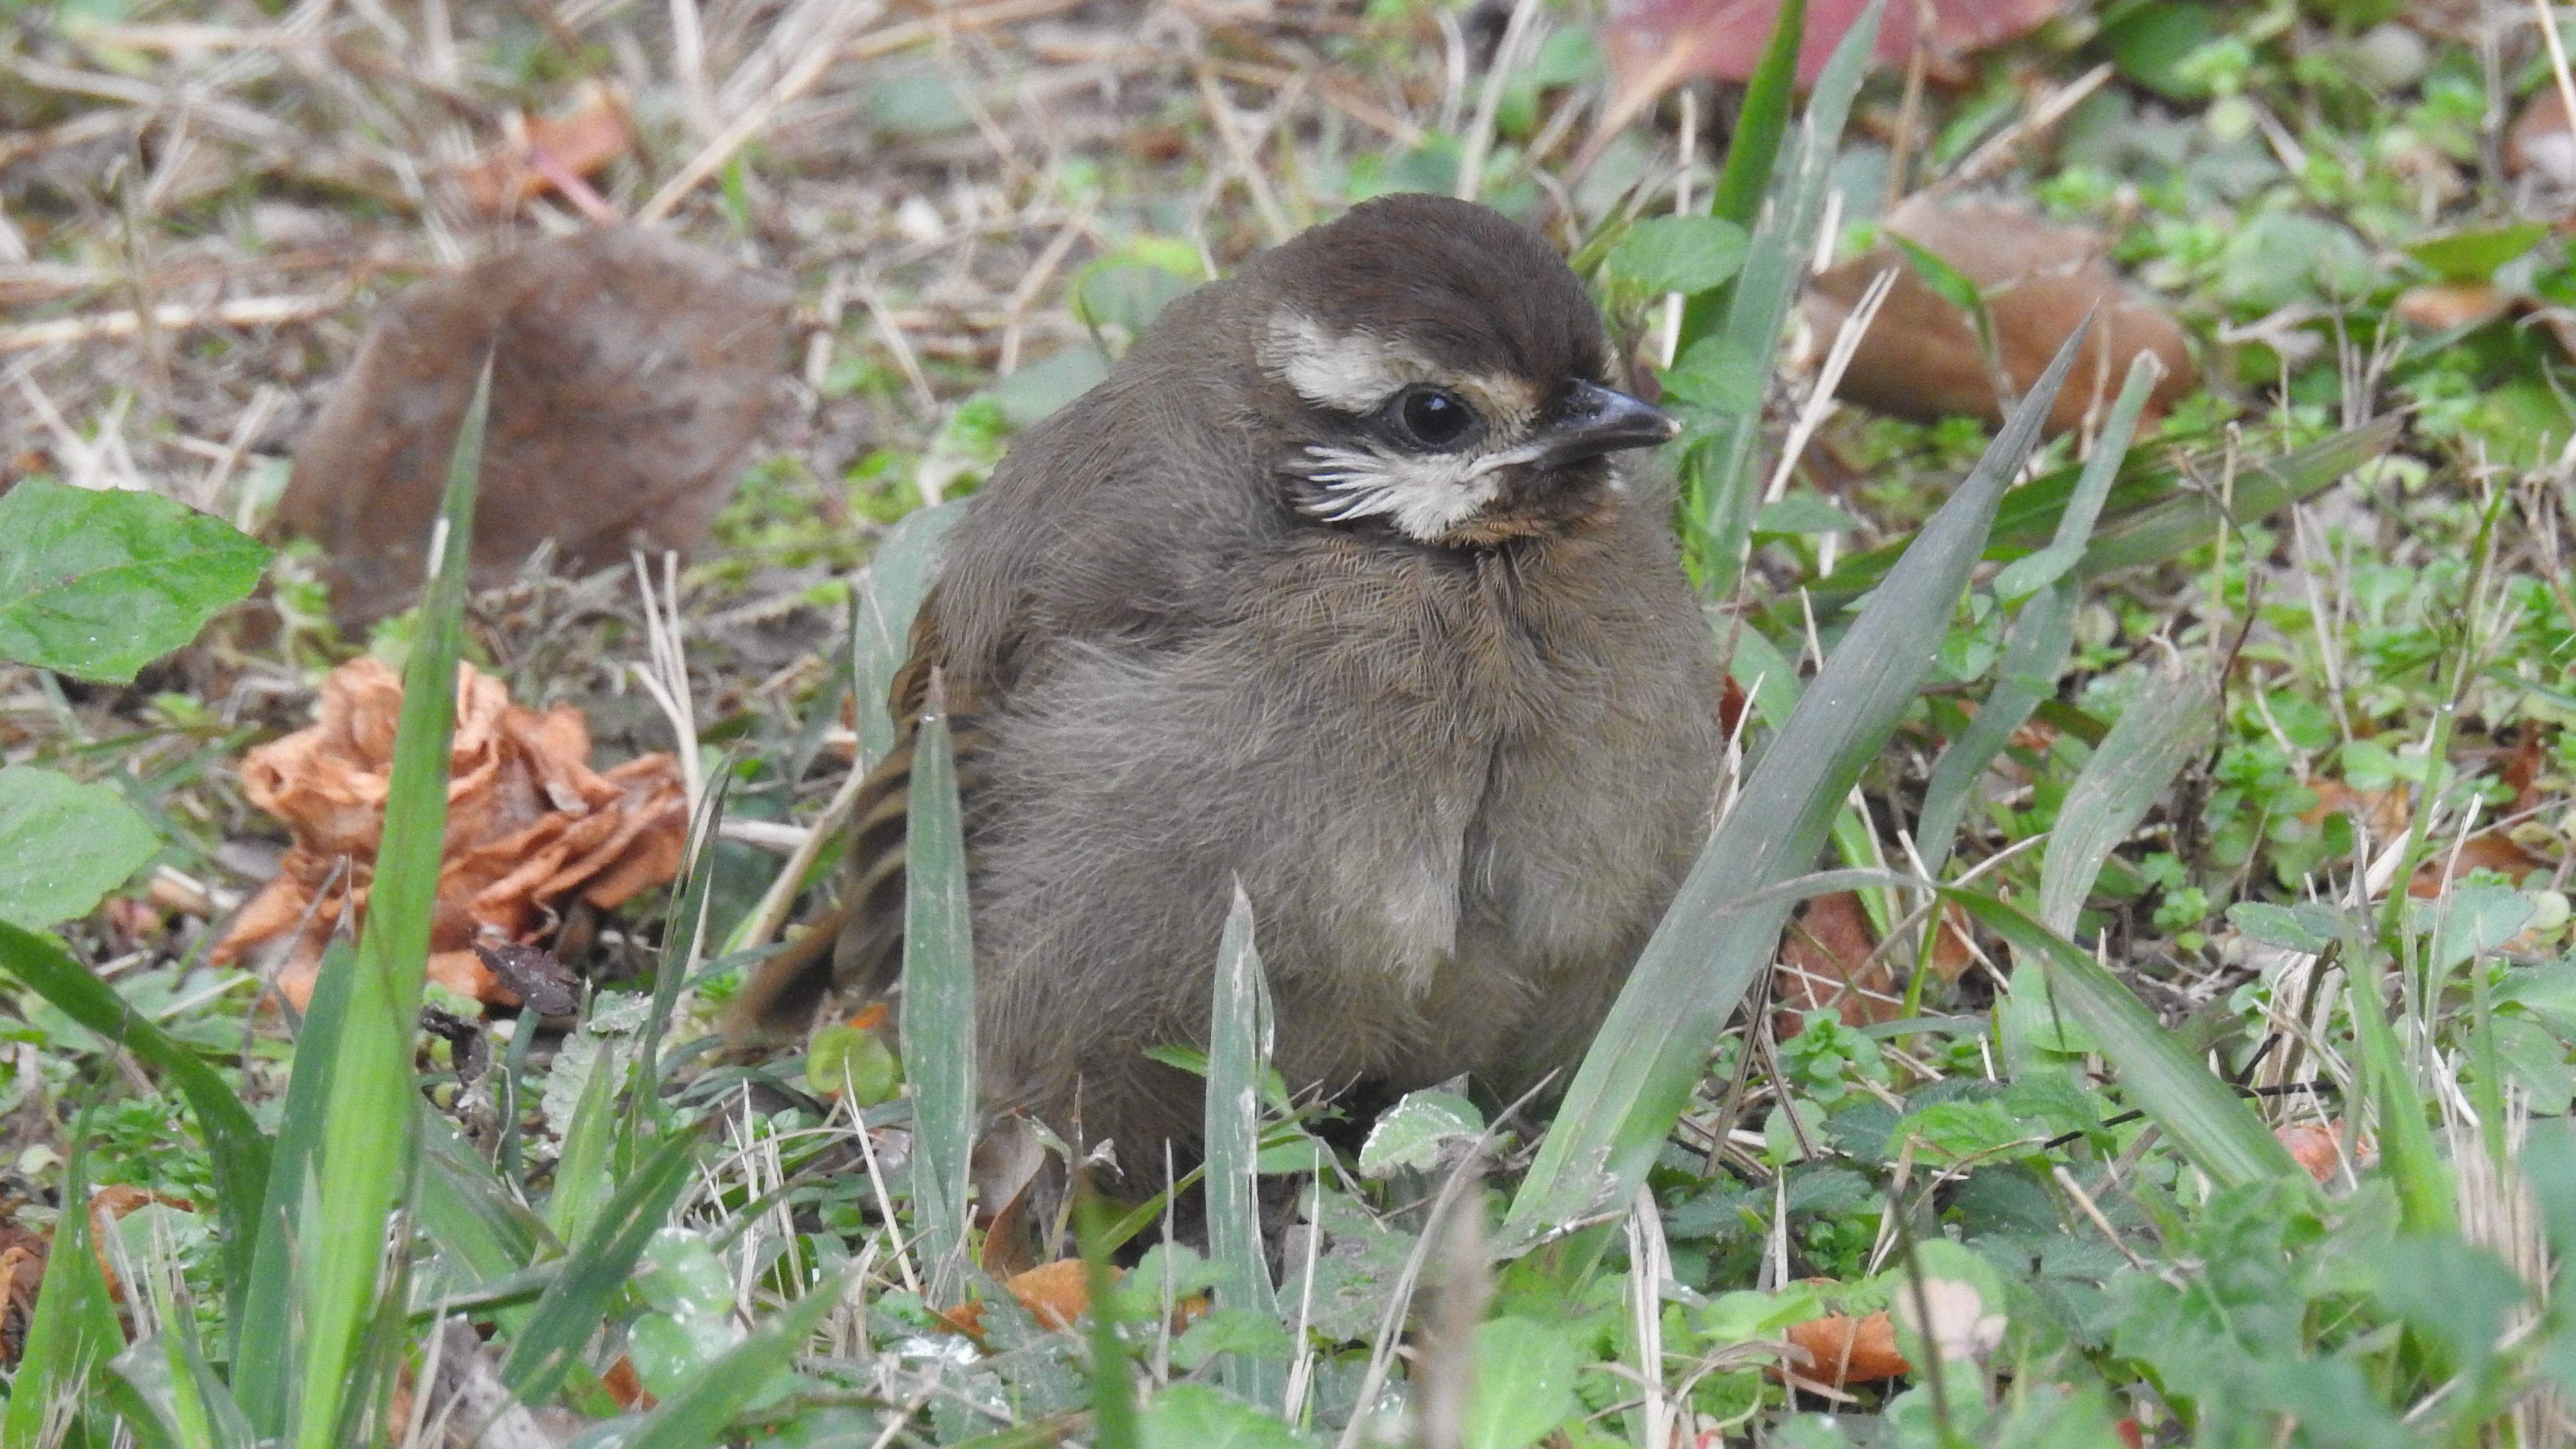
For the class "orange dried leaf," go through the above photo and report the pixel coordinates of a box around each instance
[1782,1309,1910,1386]
[89,1186,192,1304]
[2276,1123,2343,1183]
[216,658,687,1011]
[1777,890,1895,1029]
[1005,1259,1093,1330]
[457,83,634,218]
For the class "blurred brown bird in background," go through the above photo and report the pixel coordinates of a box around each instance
[730,193,1722,1173]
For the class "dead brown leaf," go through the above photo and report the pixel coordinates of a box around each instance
[2275,1123,2355,1183]
[1782,1307,1910,1387]
[214,656,688,1011]
[89,1185,192,1305]
[456,83,634,220]
[1805,196,2192,436]
[1607,0,2058,93]
[2302,775,2553,897]
[277,226,792,626]
[2393,280,2509,332]
[1776,891,1974,1030]
[2508,87,2576,193]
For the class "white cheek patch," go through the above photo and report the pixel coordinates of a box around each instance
[1294,440,1545,540]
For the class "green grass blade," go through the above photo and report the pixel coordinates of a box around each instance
[631,770,731,1151]
[2036,670,2218,936]
[4,1106,126,1448]
[1503,319,2092,1247]
[544,1038,621,1247]
[0,921,270,1324]
[108,1326,259,1449]
[415,1101,548,1299]
[1677,0,1804,342]
[1203,885,1281,1408]
[1679,0,1880,591]
[901,702,976,1307]
[500,1121,708,1403]
[292,359,488,1449]
[232,935,357,1434]
[2345,936,2455,1235]
[1915,597,2077,881]
[1946,891,2305,1189]
[1078,1183,1140,1449]
[1765,418,2400,632]
[853,502,966,768]
[1916,353,2162,877]
[609,1268,855,1449]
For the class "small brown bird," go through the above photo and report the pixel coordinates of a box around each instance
[732,193,1721,1170]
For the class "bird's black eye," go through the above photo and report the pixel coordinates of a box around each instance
[1389,387,1475,450]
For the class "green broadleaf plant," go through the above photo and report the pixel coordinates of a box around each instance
[0,477,271,684]
[0,764,161,930]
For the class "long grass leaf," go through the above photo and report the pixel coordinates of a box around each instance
[1947,891,2304,1188]
[901,699,976,1307]
[499,1122,706,1403]
[293,360,487,1449]
[1203,885,1281,1407]
[1680,0,1879,590]
[1078,1184,1139,1449]
[630,770,731,1152]
[1767,418,2400,630]
[2036,668,2218,935]
[4,1106,124,1448]
[108,1328,258,1449]
[1503,319,2093,1247]
[0,923,269,1301]
[545,1038,621,1247]
[1916,353,2162,876]
[1678,0,1804,342]
[853,502,965,768]
[232,935,356,1433]
[414,1103,548,1304]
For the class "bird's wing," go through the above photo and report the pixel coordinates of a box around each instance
[723,581,997,1036]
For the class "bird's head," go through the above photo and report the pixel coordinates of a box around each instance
[1237,193,1676,548]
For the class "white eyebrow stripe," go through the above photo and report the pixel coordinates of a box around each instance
[1260,310,1428,413]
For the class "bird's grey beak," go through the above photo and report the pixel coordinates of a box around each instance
[1531,379,1680,468]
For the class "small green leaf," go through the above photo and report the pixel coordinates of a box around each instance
[1138,1383,1312,1449]
[1754,493,1861,536]
[1605,215,1750,297]
[1465,1317,1581,1449]
[0,766,159,929]
[2225,902,2332,954]
[2405,221,2550,283]
[807,1023,903,1105]
[0,478,270,683]
[1357,1089,1483,1177]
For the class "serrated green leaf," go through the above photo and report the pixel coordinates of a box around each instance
[0,478,270,683]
